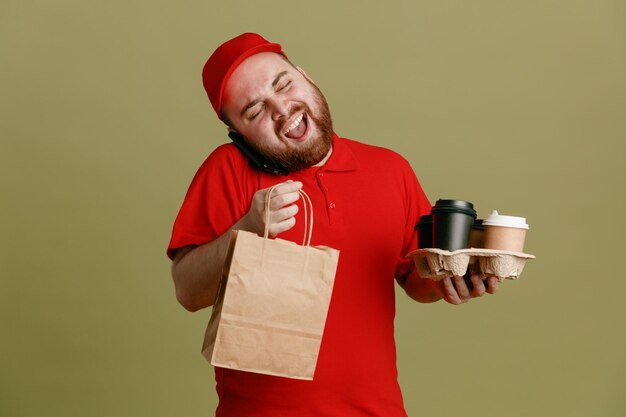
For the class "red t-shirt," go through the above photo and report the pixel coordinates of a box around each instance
[168,134,431,417]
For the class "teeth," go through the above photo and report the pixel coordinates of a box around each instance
[284,113,304,134]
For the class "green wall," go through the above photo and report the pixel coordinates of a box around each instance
[1,1,625,416]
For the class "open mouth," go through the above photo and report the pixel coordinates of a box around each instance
[283,112,308,141]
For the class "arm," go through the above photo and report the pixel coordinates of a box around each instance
[171,218,242,312]
[394,156,500,304]
[171,181,303,312]
[397,266,442,303]
[398,266,500,305]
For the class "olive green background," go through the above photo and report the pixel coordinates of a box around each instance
[1,1,625,416]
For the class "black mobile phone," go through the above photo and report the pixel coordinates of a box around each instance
[228,131,289,176]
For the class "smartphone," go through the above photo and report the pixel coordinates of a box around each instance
[228,131,289,176]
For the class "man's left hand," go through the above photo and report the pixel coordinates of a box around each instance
[439,275,499,305]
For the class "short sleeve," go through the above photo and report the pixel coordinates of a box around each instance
[394,160,431,279]
[166,144,252,260]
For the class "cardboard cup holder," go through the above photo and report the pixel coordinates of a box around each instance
[405,248,535,282]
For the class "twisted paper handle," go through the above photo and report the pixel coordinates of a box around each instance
[264,184,313,246]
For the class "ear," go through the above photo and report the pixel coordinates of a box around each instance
[296,66,315,84]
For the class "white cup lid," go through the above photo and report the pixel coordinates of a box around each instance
[483,210,529,229]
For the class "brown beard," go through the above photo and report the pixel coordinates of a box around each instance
[245,82,333,172]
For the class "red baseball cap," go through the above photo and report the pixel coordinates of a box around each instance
[202,33,288,121]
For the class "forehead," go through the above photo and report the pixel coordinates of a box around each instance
[222,52,294,111]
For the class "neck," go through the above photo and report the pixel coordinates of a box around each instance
[313,146,333,167]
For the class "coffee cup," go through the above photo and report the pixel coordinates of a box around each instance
[431,199,477,251]
[414,214,433,249]
[466,219,485,270]
[483,210,529,252]
[468,219,485,248]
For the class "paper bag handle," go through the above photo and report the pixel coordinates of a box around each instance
[264,184,314,246]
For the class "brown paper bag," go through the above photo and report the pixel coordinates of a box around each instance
[201,188,340,380]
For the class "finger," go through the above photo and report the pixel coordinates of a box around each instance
[486,276,499,294]
[453,275,471,302]
[470,275,486,297]
[269,190,301,211]
[463,275,474,291]
[272,180,303,197]
[267,216,297,237]
[258,181,302,213]
[441,277,462,305]
[271,204,299,224]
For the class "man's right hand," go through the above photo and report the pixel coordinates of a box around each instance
[239,180,303,238]
[171,180,303,311]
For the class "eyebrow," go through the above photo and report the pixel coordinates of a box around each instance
[240,71,290,117]
[271,71,288,87]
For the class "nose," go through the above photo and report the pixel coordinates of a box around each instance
[269,97,291,121]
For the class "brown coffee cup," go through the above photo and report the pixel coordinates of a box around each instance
[483,210,529,252]
[468,219,485,248]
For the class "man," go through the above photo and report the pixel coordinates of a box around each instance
[167,33,498,417]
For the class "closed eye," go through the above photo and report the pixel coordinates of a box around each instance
[278,80,292,91]
[249,105,263,120]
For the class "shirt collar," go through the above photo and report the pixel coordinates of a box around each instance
[322,132,358,172]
